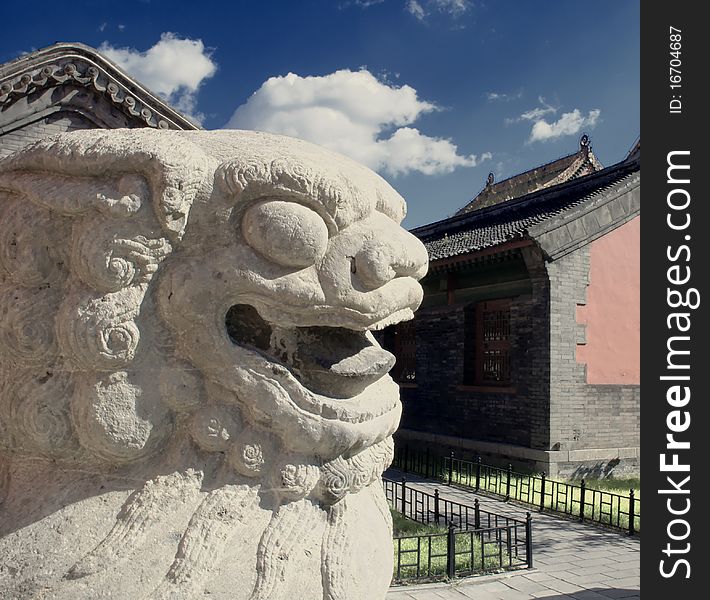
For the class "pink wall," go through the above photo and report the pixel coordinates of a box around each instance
[576,217,640,384]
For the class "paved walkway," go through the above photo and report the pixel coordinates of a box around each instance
[385,469,639,600]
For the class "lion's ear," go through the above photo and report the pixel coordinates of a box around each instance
[0,129,210,242]
[0,129,214,296]
[0,170,148,218]
[0,165,171,295]
[0,130,208,463]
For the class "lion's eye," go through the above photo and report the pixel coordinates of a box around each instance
[242,200,329,268]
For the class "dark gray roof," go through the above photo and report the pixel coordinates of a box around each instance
[414,152,640,262]
[456,135,603,215]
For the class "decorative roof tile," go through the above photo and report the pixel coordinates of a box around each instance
[0,43,199,131]
[414,151,639,262]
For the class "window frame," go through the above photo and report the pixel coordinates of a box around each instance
[393,319,417,383]
[464,298,513,386]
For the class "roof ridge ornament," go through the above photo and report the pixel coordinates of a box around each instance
[486,172,495,187]
[580,133,590,151]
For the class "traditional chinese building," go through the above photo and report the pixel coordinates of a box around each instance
[384,137,640,478]
[0,42,197,158]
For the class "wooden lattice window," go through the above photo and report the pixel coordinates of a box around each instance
[477,299,511,384]
[465,299,512,385]
[393,320,416,382]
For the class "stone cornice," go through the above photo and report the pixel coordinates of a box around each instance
[530,171,641,260]
[0,42,199,131]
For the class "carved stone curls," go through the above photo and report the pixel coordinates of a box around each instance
[0,129,427,599]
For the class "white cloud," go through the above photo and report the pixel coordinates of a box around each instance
[487,90,522,102]
[99,33,217,124]
[505,97,600,143]
[407,0,472,21]
[226,68,489,177]
[406,0,427,21]
[520,97,557,121]
[529,109,600,143]
[505,96,556,124]
[432,0,472,17]
[378,127,491,175]
[338,0,385,10]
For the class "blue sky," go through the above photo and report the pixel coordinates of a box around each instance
[1,0,639,228]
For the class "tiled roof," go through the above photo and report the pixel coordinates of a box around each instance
[414,154,640,262]
[456,135,603,215]
[0,43,199,131]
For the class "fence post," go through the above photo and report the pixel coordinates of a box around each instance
[506,526,513,565]
[434,488,440,524]
[539,472,546,512]
[475,456,481,491]
[448,451,454,486]
[425,447,430,478]
[525,512,533,569]
[400,478,407,515]
[446,523,456,579]
[474,498,481,530]
[579,479,586,522]
[629,488,636,535]
[506,463,512,501]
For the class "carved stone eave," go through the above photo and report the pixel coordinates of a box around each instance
[0,42,200,132]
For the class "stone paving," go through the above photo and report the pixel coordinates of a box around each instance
[385,470,639,600]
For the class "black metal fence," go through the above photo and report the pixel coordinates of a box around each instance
[384,477,532,582]
[391,445,640,535]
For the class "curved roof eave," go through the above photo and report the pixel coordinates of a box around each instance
[0,42,200,131]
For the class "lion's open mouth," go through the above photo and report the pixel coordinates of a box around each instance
[225,304,396,399]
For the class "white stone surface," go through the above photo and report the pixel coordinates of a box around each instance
[0,129,428,599]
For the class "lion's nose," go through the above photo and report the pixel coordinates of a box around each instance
[353,230,428,290]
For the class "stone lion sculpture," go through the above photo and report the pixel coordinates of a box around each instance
[0,129,428,599]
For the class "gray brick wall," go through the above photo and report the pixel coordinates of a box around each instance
[0,111,99,158]
[391,240,639,477]
[547,247,640,453]
[396,245,552,451]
